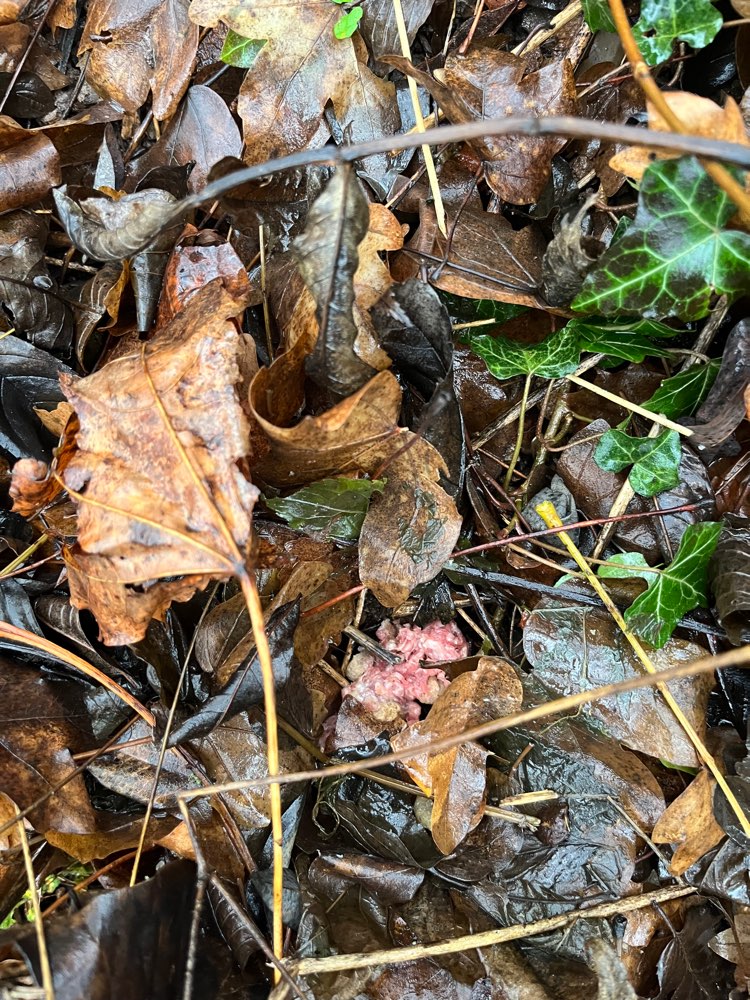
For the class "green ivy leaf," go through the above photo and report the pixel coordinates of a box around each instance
[597,551,654,582]
[581,0,616,31]
[568,317,681,362]
[632,0,722,65]
[442,292,527,327]
[220,31,266,68]
[266,478,384,543]
[594,428,681,497]
[624,521,723,647]
[642,360,721,419]
[334,5,363,37]
[573,157,750,322]
[463,326,580,379]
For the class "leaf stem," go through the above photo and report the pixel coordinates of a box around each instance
[607,0,750,227]
[504,372,532,492]
[534,500,750,837]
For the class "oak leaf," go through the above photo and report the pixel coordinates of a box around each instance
[57,277,258,645]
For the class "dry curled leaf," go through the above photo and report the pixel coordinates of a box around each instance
[58,277,258,645]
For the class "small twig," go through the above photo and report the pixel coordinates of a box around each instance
[512,0,583,55]
[535,500,750,837]
[177,643,750,801]
[0,534,49,578]
[504,373,533,491]
[291,884,694,974]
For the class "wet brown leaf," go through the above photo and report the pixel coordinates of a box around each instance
[189,0,362,164]
[652,770,725,875]
[709,518,750,645]
[0,116,60,212]
[80,0,198,120]
[358,436,462,607]
[136,85,242,194]
[57,277,257,644]
[523,596,713,767]
[156,231,245,326]
[293,166,376,398]
[0,658,97,836]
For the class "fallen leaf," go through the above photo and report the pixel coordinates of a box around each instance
[58,277,258,644]
[4,861,198,1000]
[53,185,184,263]
[709,517,750,645]
[360,0,436,59]
[691,318,750,452]
[250,369,402,487]
[189,0,362,164]
[523,595,713,766]
[610,93,750,180]
[134,85,242,194]
[0,116,61,213]
[293,166,376,398]
[0,657,97,836]
[156,231,245,326]
[80,0,198,120]
[0,212,69,351]
[267,477,385,543]
[652,770,725,875]
[358,436,462,606]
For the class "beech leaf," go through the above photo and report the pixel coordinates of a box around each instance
[625,521,723,647]
[57,277,258,645]
[594,428,682,497]
[573,157,750,321]
[267,478,384,543]
[709,519,750,645]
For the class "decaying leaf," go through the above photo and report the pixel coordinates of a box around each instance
[523,595,713,766]
[189,0,365,164]
[250,369,402,487]
[293,167,377,398]
[53,186,183,263]
[0,116,61,213]
[708,517,750,645]
[358,436,462,607]
[57,277,258,644]
[80,0,198,120]
[610,93,750,180]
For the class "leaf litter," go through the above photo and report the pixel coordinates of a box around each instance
[1,1,750,999]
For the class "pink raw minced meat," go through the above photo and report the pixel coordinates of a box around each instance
[342,620,469,724]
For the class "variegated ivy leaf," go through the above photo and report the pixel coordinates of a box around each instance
[573,157,750,321]
[642,360,720,419]
[633,0,722,65]
[625,521,723,647]
[462,326,580,379]
[594,428,681,497]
